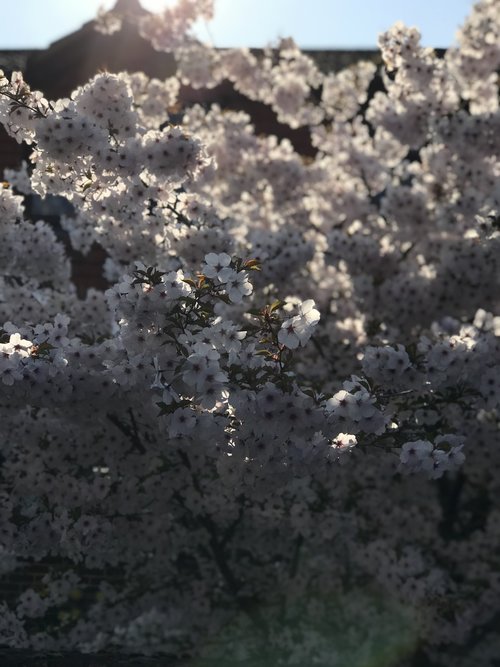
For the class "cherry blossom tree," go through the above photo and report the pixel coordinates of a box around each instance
[0,0,499,664]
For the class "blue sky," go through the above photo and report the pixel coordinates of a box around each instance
[0,0,476,50]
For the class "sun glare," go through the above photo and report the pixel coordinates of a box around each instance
[140,0,177,12]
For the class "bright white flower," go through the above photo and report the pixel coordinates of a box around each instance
[277,317,302,349]
[278,299,320,349]
[325,389,354,414]
[297,299,320,325]
[162,270,192,299]
[202,252,231,279]
[209,317,247,357]
[217,268,253,303]
[330,433,357,453]
[2,333,33,357]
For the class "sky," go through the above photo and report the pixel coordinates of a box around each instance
[0,0,476,50]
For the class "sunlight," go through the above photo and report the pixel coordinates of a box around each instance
[140,0,177,12]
